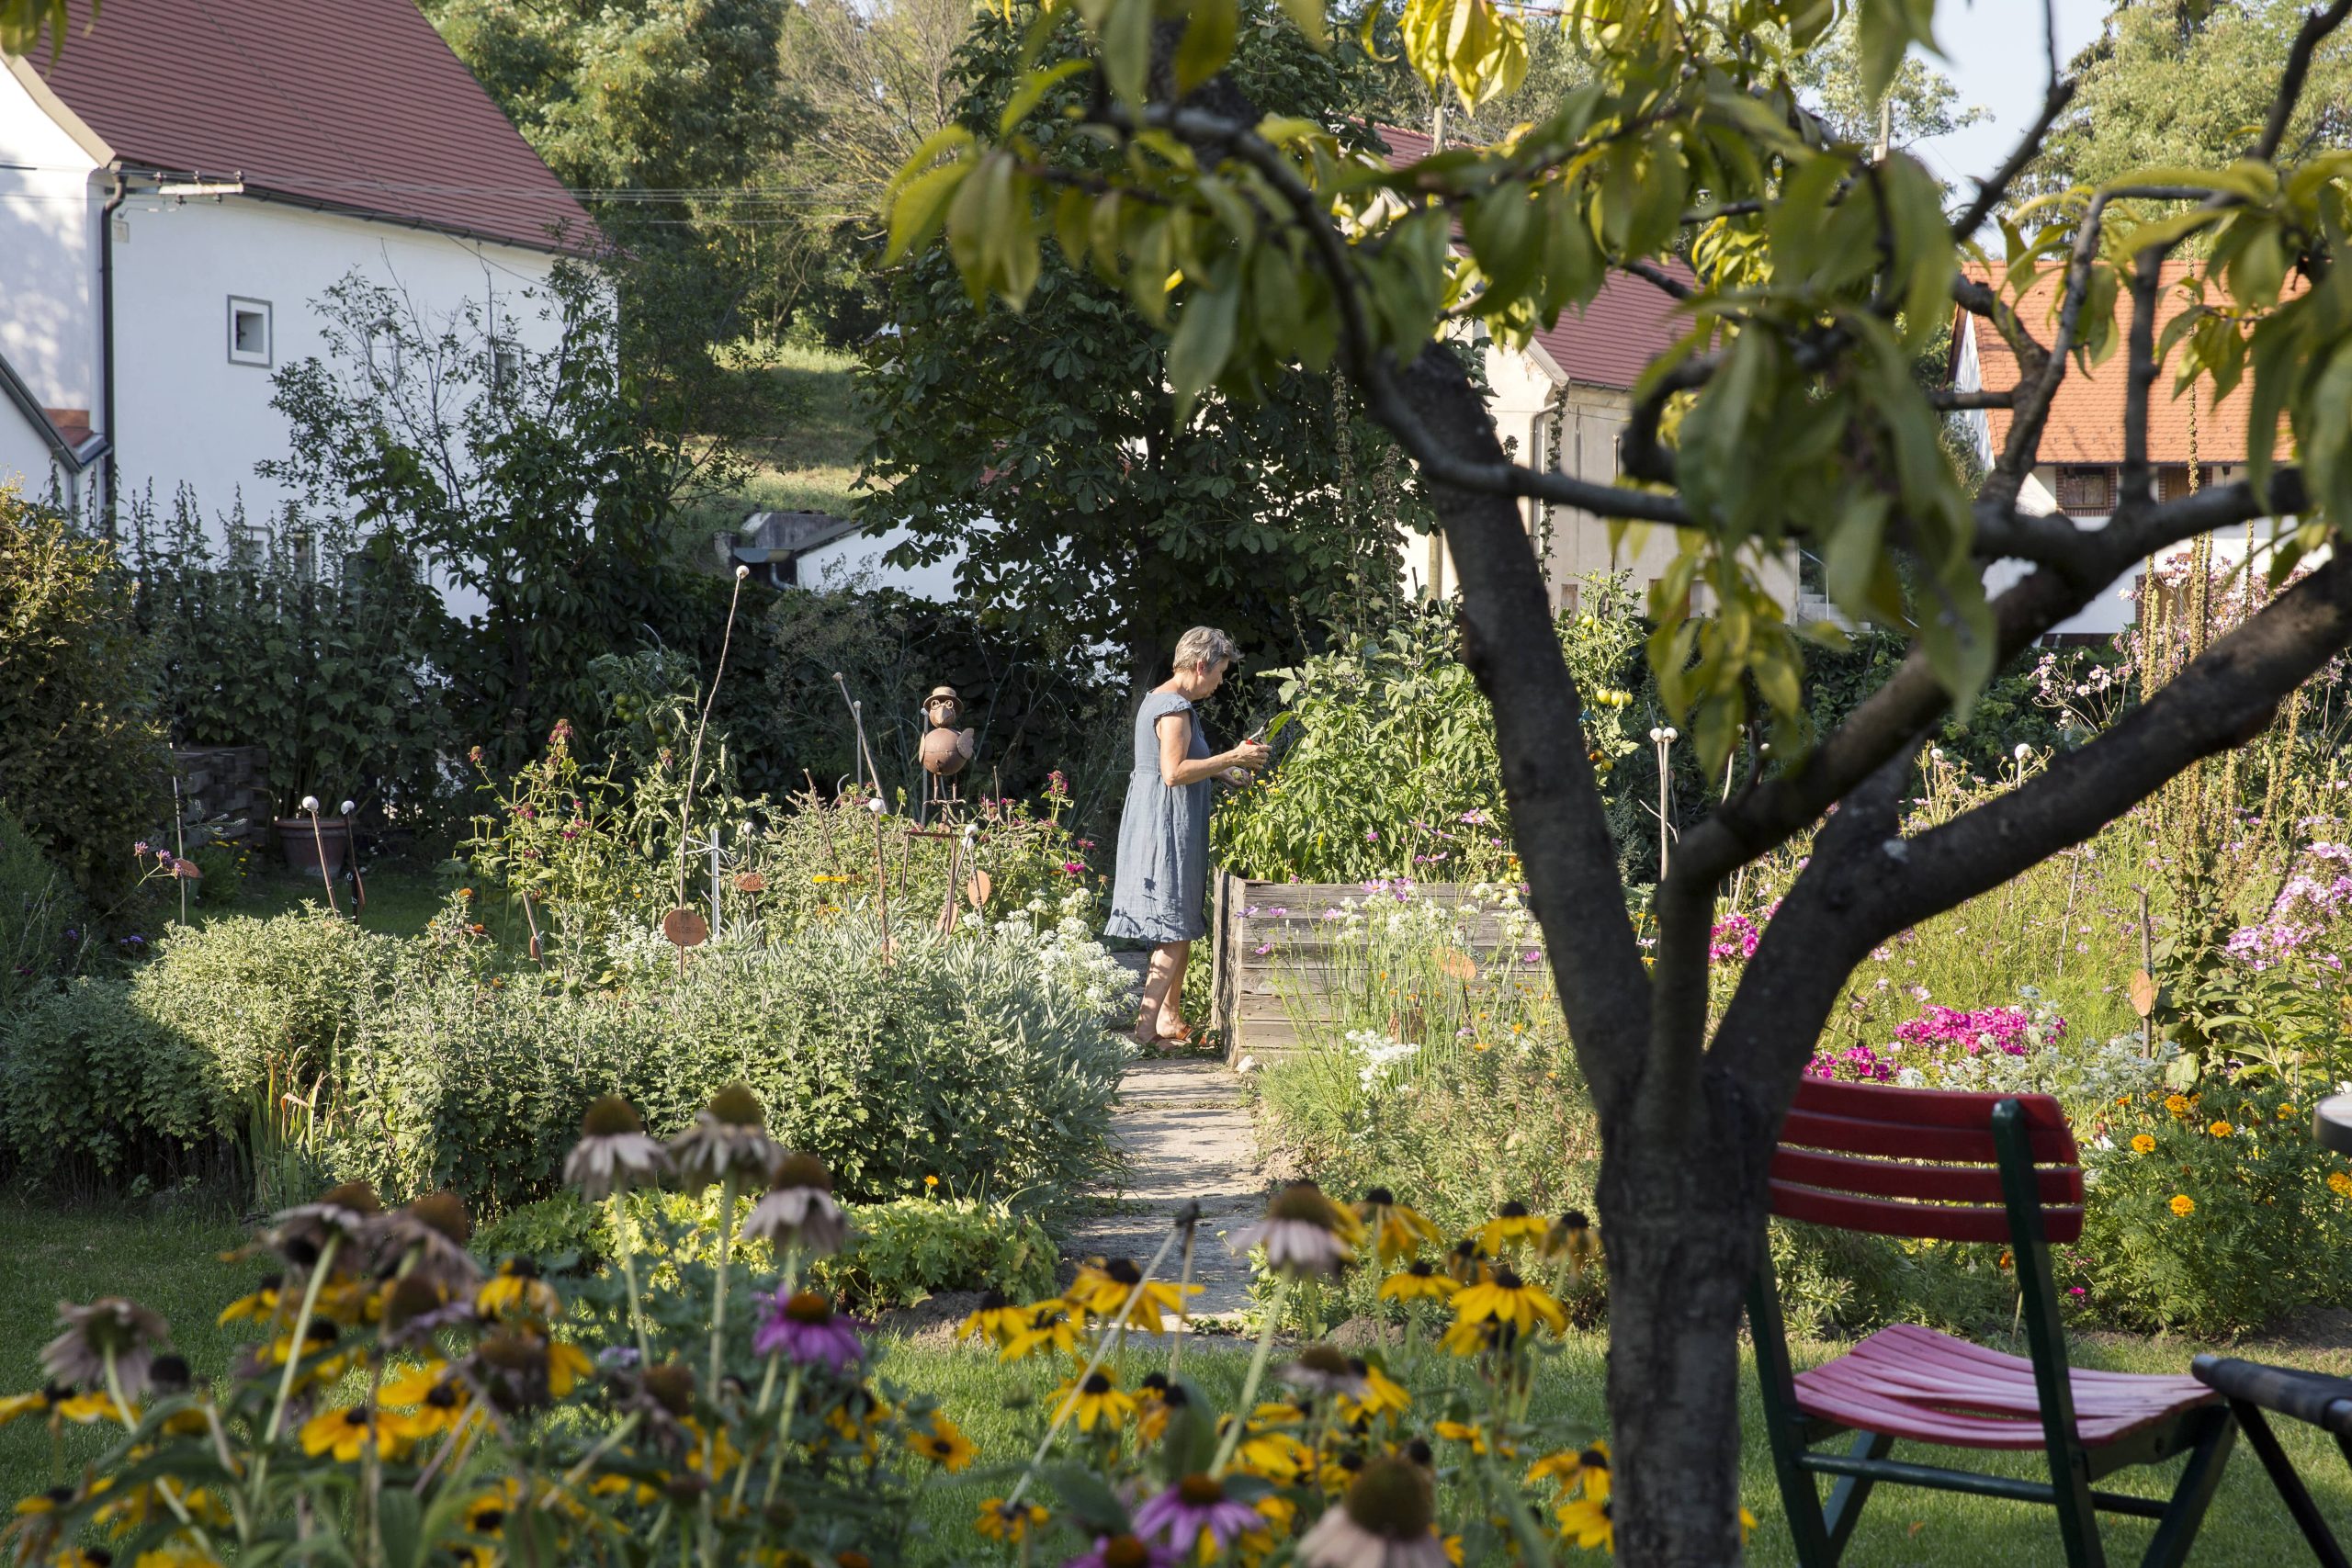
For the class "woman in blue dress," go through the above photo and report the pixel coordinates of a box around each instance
[1105,626,1269,1046]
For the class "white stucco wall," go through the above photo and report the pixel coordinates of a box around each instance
[799,522,967,603]
[0,65,101,423]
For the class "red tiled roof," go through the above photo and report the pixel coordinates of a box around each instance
[1373,124,1690,391]
[1957,260,2290,466]
[26,0,593,254]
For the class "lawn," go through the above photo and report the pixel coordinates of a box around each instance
[5,1200,2351,1565]
[682,343,869,539]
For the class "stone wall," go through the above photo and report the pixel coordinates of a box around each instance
[171,745,271,841]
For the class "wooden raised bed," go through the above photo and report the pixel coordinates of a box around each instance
[1207,871,1543,1066]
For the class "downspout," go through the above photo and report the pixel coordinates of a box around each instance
[98,163,125,532]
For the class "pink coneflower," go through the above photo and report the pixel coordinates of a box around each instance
[669,1082,783,1188]
[375,1190,483,1291]
[1296,1456,1449,1567]
[1063,1534,1182,1568]
[1227,1181,1361,1277]
[562,1096,672,1200]
[1280,1343,1367,1398]
[752,1291,865,1371]
[1132,1473,1262,1553]
[272,1181,381,1270]
[741,1153,852,1257]
[42,1298,169,1397]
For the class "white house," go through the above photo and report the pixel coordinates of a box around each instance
[1373,126,1801,619]
[0,0,593,589]
[1950,259,2307,642]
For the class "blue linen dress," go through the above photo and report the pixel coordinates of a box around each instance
[1104,690,1212,943]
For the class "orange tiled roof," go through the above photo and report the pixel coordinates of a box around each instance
[1957,260,2290,466]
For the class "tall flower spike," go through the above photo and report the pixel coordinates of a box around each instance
[563,1095,672,1199]
[668,1082,783,1189]
[740,1152,852,1257]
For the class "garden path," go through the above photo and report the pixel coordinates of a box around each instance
[1064,1055,1265,1326]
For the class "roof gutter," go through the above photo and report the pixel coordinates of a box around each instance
[99,164,125,529]
[0,343,110,469]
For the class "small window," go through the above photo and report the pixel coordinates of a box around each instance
[2055,467,2114,515]
[1557,581,1580,618]
[233,521,270,563]
[281,528,315,581]
[492,344,521,389]
[227,298,272,366]
[2157,465,2219,502]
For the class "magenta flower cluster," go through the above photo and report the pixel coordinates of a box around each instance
[1709,912,1761,962]
[1892,1004,2061,1057]
[1806,1043,1896,1082]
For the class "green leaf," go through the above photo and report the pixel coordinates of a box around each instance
[1275,0,1329,50]
[1176,0,1238,95]
[1167,281,1242,420]
[886,157,974,266]
[998,59,1091,138]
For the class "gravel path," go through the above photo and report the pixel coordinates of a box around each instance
[1063,1055,1266,1326]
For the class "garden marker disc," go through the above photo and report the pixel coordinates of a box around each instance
[2129,969,2157,1018]
[662,908,710,948]
[966,869,993,909]
[1436,946,1476,981]
[735,872,767,893]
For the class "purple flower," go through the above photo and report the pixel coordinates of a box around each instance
[1364,829,1379,842]
[1708,912,1761,963]
[1133,1475,1263,1552]
[752,1291,865,1371]
[132,840,151,856]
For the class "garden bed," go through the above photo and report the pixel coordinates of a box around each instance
[1208,871,1544,1064]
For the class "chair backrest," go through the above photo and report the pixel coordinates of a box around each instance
[1770,1077,2084,1245]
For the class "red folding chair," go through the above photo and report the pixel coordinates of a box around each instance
[1748,1078,2236,1567]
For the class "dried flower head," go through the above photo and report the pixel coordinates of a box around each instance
[377,1191,483,1292]
[1281,1343,1368,1397]
[1227,1181,1360,1277]
[41,1299,170,1398]
[271,1181,381,1270]
[1296,1455,1448,1566]
[563,1095,673,1199]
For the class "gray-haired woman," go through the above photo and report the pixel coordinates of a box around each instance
[1105,626,1269,1047]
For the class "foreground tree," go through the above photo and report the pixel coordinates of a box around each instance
[890,0,2352,1559]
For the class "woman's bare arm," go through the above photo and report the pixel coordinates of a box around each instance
[1159,713,1266,787]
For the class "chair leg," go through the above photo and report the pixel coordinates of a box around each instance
[2222,1402,2349,1568]
[1765,1422,1839,1568]
[2047,1436,2109,1568]
[2137,1404,2237,1568]
[1821,1430,1894,1562]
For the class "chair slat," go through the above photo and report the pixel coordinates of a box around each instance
[1781,1107,2077,1165]
[1793,1077,2074,1134]
[1771,1182,2086,1245]
[1771,1147,2083,1206]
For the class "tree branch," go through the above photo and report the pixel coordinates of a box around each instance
[1951,77,2077,242]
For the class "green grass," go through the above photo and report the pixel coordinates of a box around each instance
[4,1197,2349,1563]
[684,343,870,536]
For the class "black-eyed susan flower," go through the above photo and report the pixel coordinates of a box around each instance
[1227,1182,1361,1277]
[562,1095,673,1199]
[1295,1455,1450,1567]
[1453,1266,1567,1337]
[379,1359,469,1434]
[1338,1357,1409,1421]
[1556,1492,1612,1551]
[1444,1238,1487,1285]
[974,1498,1051,1543]
[1476,1201,1549,1255]
[1053,1370,1136,1432]
[741,1153,852,1257]
[41,1297,170,1398]
[216,1275,284,1326]
[465,1330,592,1414]
[1000,1303,1081,1362]
[477,1258,561,1325]
[299,1401,416,1462]
[668,1082,783,1189]
[1539,1211,1602,1276]
[1136,1375,1191,1444]
[1068,1258,1197,1332]
[903,1413,977,1472]
[1355,1188,1442,1263]
[1529,1439,1610,1502]
[1378,1260,1458,1303]
[955,1290,1029,1348]
[1430,1420,1492,1453]
[0,1386,72,1429]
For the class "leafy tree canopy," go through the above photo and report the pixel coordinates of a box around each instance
[863,0,1422,682]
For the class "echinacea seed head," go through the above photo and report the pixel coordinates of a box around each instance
[475,1333,538,1372]
[1342,1456,1434,1539]
[772,1152,831,1191]
[580,1096,644,1138]
[318,1181,380,1216]
[1175,1473,1225,1506]
[762,1498,797,1529]
[1267,1180,1344,1229]
[408,1191,471,1246]
[708,1082,765,1128]
[1102,1538,1150,1568]
[784,1291,834,1325]
[642,1362,695,1416]
[382,1276,446,1329]
[1296,1344,1351,1377]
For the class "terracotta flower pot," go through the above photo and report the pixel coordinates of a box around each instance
[275,816,352,875]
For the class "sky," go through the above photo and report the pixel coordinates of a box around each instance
[1906,0,2113,197]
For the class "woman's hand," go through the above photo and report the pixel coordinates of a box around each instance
[1227,739,1271,773]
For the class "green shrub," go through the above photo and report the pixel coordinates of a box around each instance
[0,805,84,1013]
[0,977,227,1181]
[474,1192,612,1271]
[188,838,253,907]
[0,486,168,897]
[330,900,1127,1212]
[814,1194,1057,1310]
[128,910,401,1108]
[2071,1082,2352,1335]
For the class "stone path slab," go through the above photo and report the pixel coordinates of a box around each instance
[1064,1055,1265,1325]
